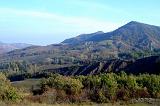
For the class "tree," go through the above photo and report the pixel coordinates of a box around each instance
[0,73,22,101]
[100,73,118,100]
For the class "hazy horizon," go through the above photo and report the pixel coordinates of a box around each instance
[0,0,160,45]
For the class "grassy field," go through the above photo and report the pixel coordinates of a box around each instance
[11,78,42,92]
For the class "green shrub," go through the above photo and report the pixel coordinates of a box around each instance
[41,75,83,95]
[64,77,83,95]
[100,73,118,100]
[117,87,130,101]
[90,89,108,103]
[39,73,160,103]
[0,73,22,102]
[82,75,101,89]
[136,74,160,97]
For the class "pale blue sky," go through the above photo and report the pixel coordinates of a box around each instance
[0,0,160,45]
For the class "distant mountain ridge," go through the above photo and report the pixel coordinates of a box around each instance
[62,21,160,51]
[62,31,104,44]
[1,21,160,62]
[0,42,32,54]
[0,21,160,76]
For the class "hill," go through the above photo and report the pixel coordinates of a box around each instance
[42,56,160,75]
[0,21,160,75]
[1,21,160,63]
[62,31,104,44]
[0,42,32,54]
[62,21,160,51]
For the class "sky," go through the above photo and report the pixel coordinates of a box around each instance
[0,0,160,45]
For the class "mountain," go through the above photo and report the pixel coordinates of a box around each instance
[1,21,160,61]
[62,31,104,44]
[0,42,32,54]
[62,21,160,51]
[0,21,160,75]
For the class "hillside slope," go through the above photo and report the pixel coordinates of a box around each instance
[0,21,160,75]
[43,56,160,75]
[0,42,32,54]
[62,31,104,44]
[63,21,160,51]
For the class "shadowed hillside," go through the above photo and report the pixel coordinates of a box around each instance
[41,56,160,75]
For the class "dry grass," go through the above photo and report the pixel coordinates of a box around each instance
[0,101,153,106]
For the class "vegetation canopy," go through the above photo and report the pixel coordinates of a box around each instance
[33,72,160,104]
